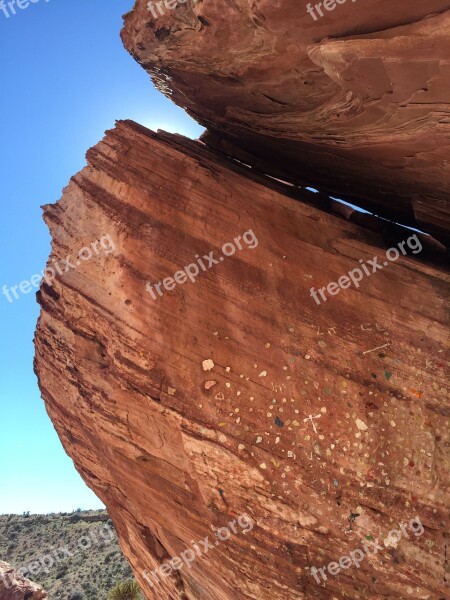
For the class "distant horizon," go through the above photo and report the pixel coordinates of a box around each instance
[0,508,107,516]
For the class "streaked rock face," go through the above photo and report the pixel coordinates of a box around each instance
[34,121,449,600]
[0,562,47,600]
[121,1,450,246]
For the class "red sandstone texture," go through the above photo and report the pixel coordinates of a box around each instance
[34,121,449,599]
[0,562,47,600]
[121,0,450,246]
[34,1,450,598]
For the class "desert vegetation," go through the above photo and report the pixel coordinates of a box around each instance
[0,510,140,599]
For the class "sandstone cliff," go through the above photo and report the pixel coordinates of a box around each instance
[34,120,449,599]
[34,1,450,598]
[0,561,47,600]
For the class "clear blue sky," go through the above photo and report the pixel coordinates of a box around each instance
[0,0,203,514]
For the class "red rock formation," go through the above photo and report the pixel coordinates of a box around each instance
[121,0,450,246]
[34,120,449,599]
[0,562,47,600]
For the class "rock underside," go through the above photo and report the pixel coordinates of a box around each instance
[121,0,450,247]
[0,562,47,600]
[34,2,450,600]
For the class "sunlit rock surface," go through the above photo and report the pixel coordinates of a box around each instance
[35,121,449,599]
[0,562,47,600]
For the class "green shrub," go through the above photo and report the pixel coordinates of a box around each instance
[104,551,117,564]
[108,580,142,600]
[56,566,69,579]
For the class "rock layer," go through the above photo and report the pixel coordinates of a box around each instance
[121,0,450,246]
[0,562,47,600]
[35,120,450,599]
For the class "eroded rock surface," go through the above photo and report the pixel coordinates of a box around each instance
[0,562,47,600]
[35,121,449,599]
[121,0,450,245]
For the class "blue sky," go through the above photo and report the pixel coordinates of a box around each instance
[0,0,203,514]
